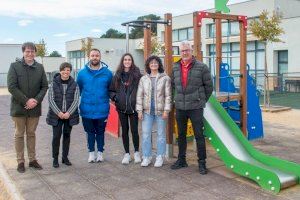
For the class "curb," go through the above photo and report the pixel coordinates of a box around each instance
[0,161,23,200]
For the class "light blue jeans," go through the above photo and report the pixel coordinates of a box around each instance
[142,113,166,157]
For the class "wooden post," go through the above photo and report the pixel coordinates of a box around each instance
[239,21,248,137]
[164,13,174,158]
[215,18,222,92]
[193,12,202,62]
[143,24,151,61]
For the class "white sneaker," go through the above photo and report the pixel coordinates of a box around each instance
[141,157,151,167]
[134,152,141,163]
[122,153,131,165]
[154,155,164,167]
[96,151,104,162]
[88,152,95,163]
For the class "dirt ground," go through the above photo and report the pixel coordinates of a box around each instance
[262,109,300,130]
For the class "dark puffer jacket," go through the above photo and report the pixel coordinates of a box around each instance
[7,59,48,117]
[46,74,79,126]
[172,57,213,110]
[109,67,142,114]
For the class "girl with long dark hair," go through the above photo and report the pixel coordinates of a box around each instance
[109,53,142,164]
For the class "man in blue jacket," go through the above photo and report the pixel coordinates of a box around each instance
[77,48,112,163]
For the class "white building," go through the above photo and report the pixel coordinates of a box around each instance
[157,0,300,88]
[65,38,145,73]
[0,44,65,86]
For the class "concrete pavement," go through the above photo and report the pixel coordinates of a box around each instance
[1,94,300,200]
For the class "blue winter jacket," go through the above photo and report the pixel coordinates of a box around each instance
[77,62,113,119]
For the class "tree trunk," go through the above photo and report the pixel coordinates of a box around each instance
[263,42,270,108]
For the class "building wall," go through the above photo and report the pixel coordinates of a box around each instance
[276,0,300,19]
[269,17,300,74]
[66,38,145,73]
[157,0,300,76]
[0,44,22,73]
[0,44,65,86]
[35,56,66,72]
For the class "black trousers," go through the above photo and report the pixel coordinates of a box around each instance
[118,111,139,153]
[176,108,206,161]
[52,119,72,159]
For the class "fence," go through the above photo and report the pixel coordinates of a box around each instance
[0,72,59,87]
[252,72,300,109]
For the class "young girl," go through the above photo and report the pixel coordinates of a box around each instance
[136,55,171,167]
[109,53,142,164]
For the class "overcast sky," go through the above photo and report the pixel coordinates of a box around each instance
[0,0,247,56]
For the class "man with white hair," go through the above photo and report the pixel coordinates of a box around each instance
[171,41,213,175]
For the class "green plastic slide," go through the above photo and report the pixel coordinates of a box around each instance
[203,95,300,193]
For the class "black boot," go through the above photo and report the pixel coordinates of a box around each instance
[198,160,207,175]
[62,157,72,166]
[53,158,59,168]
[171,159,188,170]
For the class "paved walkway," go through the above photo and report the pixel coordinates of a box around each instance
[1,94,300,200]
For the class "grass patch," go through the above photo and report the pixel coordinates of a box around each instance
[259,92,300,109]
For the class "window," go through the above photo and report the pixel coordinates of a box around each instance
[256,51,265,70]
[231,22,239,35]
[278,50,288,74]
[231,42,240,51]
[222,22,230,37]
[188,27,193,40]
[209,24,215,38]
[161,31,165,42]
[172,30,179,41]
[178,29,188,41]
[257,42,265,50]
[172,46,179,55]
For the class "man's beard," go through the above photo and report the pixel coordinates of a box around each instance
[91,60,100,66]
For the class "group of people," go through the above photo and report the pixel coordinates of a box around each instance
[7,41,213,175]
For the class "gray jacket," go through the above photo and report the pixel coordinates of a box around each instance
[136,73,172,115]
[172,57,213,110]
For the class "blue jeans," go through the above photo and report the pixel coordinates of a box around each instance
[82,117,107,152]
[142,113,166,157]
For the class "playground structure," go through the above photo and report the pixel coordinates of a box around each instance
[112,4,300,193]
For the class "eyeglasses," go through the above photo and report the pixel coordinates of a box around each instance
[180,49,191,53]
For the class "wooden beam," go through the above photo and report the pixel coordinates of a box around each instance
[193,12,202,61]
[198,11,240,22]
[164,13,174,147]
[143,24,151,61]
[215,18,222,92]
[239,21,248,137]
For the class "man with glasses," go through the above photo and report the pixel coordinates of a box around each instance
[7,42,48,173]
[171,41,213,175]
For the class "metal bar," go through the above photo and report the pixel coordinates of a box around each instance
[126,24,129,53]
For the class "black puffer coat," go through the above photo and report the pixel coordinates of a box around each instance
[46,74,79,126]
[109,67,142,114]
[172,57,213,110]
